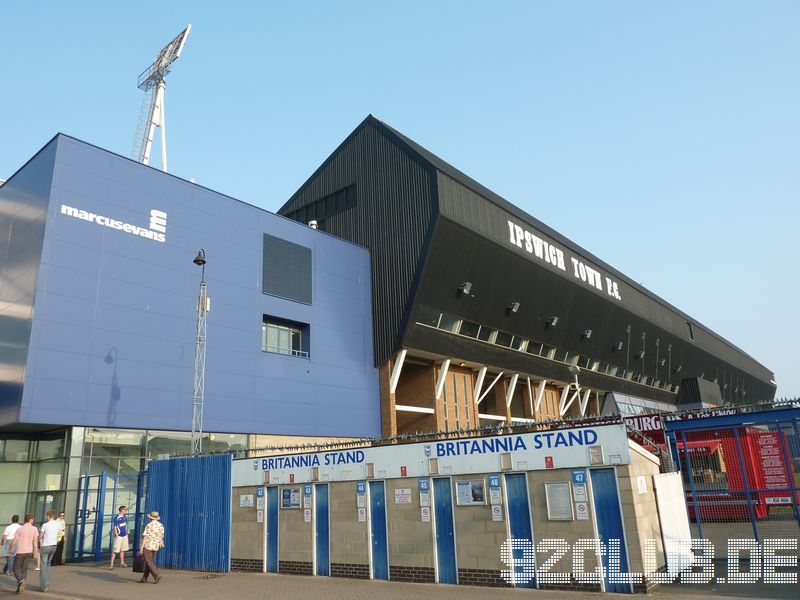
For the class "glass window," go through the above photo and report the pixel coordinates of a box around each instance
[553,349,568,363]
[30,459,64,491]
[511,337,527,351]
[263,320,307,357]
[526,341,542,355]
[35,437,65,461]
[0,463,31,492]
[416,305,441,328]
[495,331,513,347]
[541,345,556,360]
[458,320,480,338]
[2,439,30,462]
[477,326,495,343]
[438,313,460,333]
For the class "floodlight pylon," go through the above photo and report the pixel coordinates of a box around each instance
[132,24,191,172]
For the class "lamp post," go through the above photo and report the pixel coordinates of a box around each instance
[191,249,208,454]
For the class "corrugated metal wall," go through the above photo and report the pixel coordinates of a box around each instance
[280,117,438,366]
[146,454,232,572]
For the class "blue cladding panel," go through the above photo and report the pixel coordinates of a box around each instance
[433,478,457,584]
[368,480,389,580]
[315,483,329,576]
[145,454,232,572]
[0,139,56,425]
[266,487,279,573]
[8,135,380,436]
[590,468,631,594]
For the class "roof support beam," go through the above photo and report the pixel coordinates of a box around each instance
[560,388,581,416]
[389,348,407,395]
[477,371,504,406]
[558,386,570,415]
[473,366,487,405]
[526,377,533,415]
[579,389,592,416]
[535,379,547,412]
[435,359,451,400]
[505,374,519,408]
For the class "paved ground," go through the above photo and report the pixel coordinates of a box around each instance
[0,563,795,599]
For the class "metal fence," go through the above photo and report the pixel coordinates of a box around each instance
[665,405,800,558]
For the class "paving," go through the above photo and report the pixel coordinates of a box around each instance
[0,563,794,600]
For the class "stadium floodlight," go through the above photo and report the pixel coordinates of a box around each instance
[132,24,191,172]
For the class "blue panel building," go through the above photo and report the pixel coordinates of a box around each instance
[0,135,379,528]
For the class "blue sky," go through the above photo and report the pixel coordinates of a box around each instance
[2,2,798,398]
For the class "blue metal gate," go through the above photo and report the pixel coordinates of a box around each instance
[145,454,232,572]
[665,405,800,558]
[590,468,631,594]
[433,477,457,584]
[266,486,279,573]
[368,481,389,580]
[504,473,536,588]
[314,483,330,576]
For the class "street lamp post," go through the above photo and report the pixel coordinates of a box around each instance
[191,249,208,454]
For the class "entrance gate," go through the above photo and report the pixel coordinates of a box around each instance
[665,405,800,558]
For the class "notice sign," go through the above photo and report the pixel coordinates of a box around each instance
[303,508,312,523]
[257,510,264,523]
[491,504,503,522]
[257,496,264,511]
[357,507,367,522]
[456,479,486,506]
[488,474,502,505]
[421,506,431,522]
[575,502,589,520]
[395,488,412,504]
[239,494,254,508]
[756,431,791,505]
[281,487,301,509]
[545,482,573,521]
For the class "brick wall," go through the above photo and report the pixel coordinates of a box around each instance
[331,563,370,579]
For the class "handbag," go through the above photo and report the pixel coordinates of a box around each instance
[133,556,146,573]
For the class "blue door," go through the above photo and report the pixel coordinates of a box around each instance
[369,481,389,580]
[590,468,631,593]
[432,478,457,584]
[315,484,330,576]
[266,487,279,573]
[504,473,536,588]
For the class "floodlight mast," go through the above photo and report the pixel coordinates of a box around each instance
[132,24,191,172]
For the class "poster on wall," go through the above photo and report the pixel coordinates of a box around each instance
[281,487,301,509]
[456,479,486,506]
[239,494,254,508]
[545,482,573,521]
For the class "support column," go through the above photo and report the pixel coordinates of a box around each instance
[379,360,397,438]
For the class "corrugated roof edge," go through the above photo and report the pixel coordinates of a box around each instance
[367,116,773,381]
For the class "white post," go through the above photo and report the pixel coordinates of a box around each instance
[535,379,547,412]
[477,371,504,406]
[389,349,407,395]
[435,359,451,400]
[505,374,519,408]
[473,366,487,404]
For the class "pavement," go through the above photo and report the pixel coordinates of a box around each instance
[0,563,795,599]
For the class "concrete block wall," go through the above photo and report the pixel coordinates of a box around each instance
[617,447,665,593]
[279,486,313,574]
[231,486,263,572]
[385,478,435,582]
[452,488,509,587]
[329,481,369,578]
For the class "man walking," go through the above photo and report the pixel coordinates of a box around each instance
[51,512,66,566]
[2,515,21,575]
[38,511,59,592]
[138,511,164,584]
[109,506,129,569]
[9,514,38,594]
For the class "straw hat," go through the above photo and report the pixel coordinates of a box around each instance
[148,511,160,520]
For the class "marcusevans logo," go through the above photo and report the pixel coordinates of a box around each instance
[60,204,167,243]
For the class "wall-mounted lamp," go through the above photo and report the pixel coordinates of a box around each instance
[507,301,520,314]
[546,316,559,327]
[582,329,592,340]
[674,365,682,374]
[458,281,472,296]
[612,341,624,351]
[635,351,645,360]
[659,358,666,367]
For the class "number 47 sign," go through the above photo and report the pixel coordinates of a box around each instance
[572,470,586,485]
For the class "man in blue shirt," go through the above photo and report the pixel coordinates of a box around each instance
[108,506,129,569]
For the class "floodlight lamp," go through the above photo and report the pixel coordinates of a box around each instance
[659,358,666,367]
[613,342,624,351]
[674,365,682,374]
[508,302,520,314]
[137,24,192,90]
[547,316,559,327]
[458,281,472,296]
[582,329,592,340]
[635,351,645,360]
